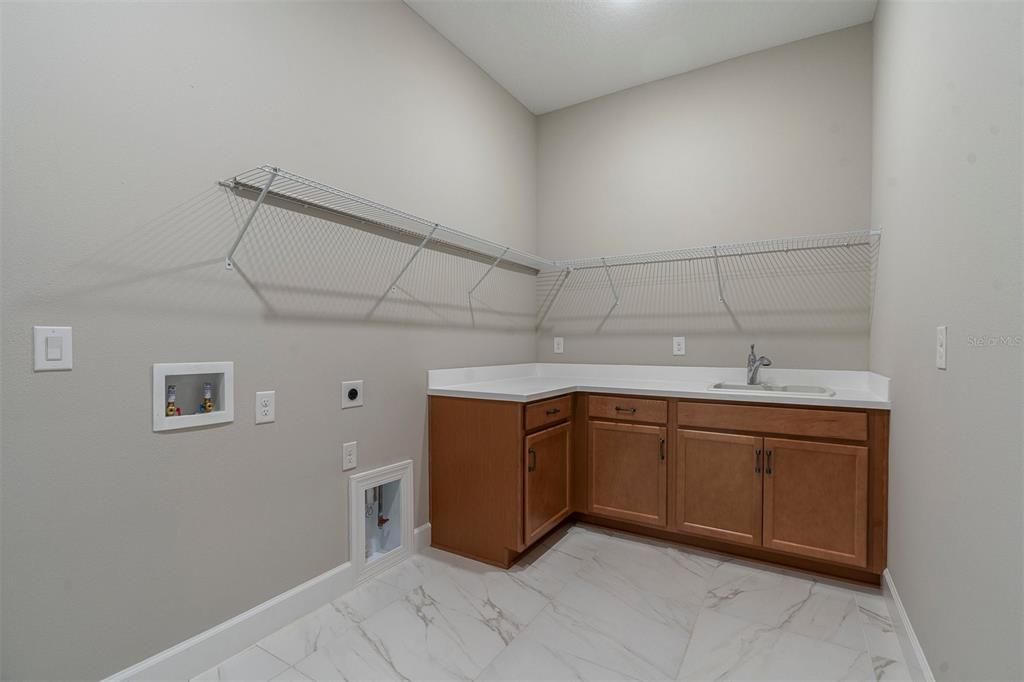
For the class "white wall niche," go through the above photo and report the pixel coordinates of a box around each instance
[349,460,414,582]
[152,362,235,432]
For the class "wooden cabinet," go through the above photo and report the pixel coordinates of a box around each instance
[588,395,667,424]
[430,391,887,581]
[589,420,667,527]
[525,395,573,432]
[524,422,572,545]
[428,394,573,568]
[673,430,869,568]
[676,430,762,546]
[763,437,868,567]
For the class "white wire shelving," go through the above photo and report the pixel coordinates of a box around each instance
[220,165,881,329]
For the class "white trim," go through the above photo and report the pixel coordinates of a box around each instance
[883,569,936,681]
[349,460,415,583]
[103,561,355,681]
[104,520,432,682]
[414,521,432,551]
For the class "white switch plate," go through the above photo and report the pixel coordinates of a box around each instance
[936,325,948,370]
[672,336,686,356]
[342,380,364,409]
[33,326,72,371]
[255,390,275,424]
[553,337,564,354]
[342,441,358,470]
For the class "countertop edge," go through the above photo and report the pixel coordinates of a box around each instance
[427,385,891,410]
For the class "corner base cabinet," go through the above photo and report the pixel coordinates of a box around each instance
[429,395,573,567]
[430,392,888,582]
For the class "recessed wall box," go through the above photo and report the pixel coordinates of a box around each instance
[153,362,234,432]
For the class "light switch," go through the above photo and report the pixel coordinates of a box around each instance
[33,326,73,371]
[46,335,63,361]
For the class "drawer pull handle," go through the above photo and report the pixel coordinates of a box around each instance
[755,448,762,474]
[528,447,537,472]
[615,406,637,414]
[765,449,773,475]
[545,408,561,416]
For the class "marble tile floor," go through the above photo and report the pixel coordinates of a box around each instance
[193,523,916,681]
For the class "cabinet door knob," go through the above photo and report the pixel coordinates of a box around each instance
[545,408,561,416]
[659,438,666,461]
[528,447,537,472]
[755,448,762,473]
[766,449,773,475]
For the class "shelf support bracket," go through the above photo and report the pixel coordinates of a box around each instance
[367,225,437,319]
[712,245,726,303]
[468,247,508,299]
[596,258,620,332]
[536,267,572,331]
[468,247,508,327]
[225,169,278,270]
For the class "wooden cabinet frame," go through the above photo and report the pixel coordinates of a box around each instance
[763,437,868,567]
[675,430,763,546]
[429,391,889,583]
[524,422,572,545]
[588,420,667,527]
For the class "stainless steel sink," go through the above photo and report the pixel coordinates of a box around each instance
[710,382,836,397]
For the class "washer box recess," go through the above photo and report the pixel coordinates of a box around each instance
[153,361,235,432]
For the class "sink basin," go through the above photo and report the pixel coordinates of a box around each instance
[709,382,836,397]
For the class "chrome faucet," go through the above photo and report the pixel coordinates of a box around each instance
[747,344,772,385]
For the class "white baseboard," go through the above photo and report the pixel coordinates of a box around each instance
[105,522,432,682]
[414,521,431,551]
[882,569,936,682]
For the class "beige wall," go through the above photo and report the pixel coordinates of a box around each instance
[0,2,537,679]
[535,25,873,368]
[870,1,1023,680]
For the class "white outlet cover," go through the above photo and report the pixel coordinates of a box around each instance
[553,337,564,354]
[255,390,275,424]
[33,326,73,371]
[342,380,364,409]
[343,441,358,471]
[936,325,948,370]
[672,336,686,356]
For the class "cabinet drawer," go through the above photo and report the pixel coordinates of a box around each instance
[677,402,867,441]
[525,395,573,432]
[589,395,668,424]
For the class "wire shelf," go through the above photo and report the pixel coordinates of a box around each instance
[219,165,880,331]
[222,166,549,273]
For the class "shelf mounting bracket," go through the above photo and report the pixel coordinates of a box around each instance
[225,169,278,270]
[596,258,620,332]
[468,247,508,299]
[468,247,508,327]
[712,245,726,303]
[367,225,437,319]
[536,267,572,331]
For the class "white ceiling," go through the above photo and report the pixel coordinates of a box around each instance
[406,0,877,114]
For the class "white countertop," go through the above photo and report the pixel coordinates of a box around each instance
[428,363,891,409]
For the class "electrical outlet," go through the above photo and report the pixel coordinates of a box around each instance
[672,336,686,356]
[553,337,564,354]
[255,391,275,424]
[936,325,948,370]
[342,380,364,409]
[343,441,358,470]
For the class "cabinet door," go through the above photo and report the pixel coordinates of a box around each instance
[524,422,572,545]
[676,430,763,546]
[763,437,868,567]
[588,421,667,527]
